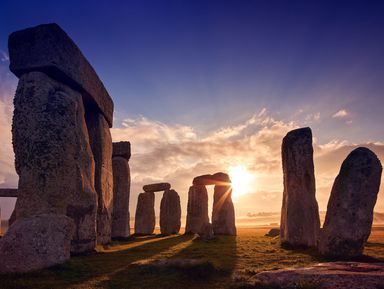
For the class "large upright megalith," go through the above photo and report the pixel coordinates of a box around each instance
[160,189,181,235]
[212,173,236,235]
[134,192,156,235]
[0,23,114,272]
[185,185,209,234]
[280,127,320,247]
[319,147,382,258]
[112,141,131,238]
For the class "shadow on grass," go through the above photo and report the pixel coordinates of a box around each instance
[0,234,193,289]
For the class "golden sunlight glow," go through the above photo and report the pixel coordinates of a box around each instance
[228,165,254,199]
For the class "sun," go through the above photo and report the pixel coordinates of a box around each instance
[228,165,254,199]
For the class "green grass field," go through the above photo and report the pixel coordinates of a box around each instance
[1,226,384,289]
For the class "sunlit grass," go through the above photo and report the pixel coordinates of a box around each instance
[0,227,383,289]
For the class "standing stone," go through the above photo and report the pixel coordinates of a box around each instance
[134,192,155,235]
[319,147,382,258]
[160,189,181,235]
[112,141,131,239]
[199,223,215,240]
[7,71,97,255]
[0,214,74,273]
[212,174,236,235]
[185,185,209,234]
[86,113,114,245]
[143,183,171,192]
[280,127,320,247]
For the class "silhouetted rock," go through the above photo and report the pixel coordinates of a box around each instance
[212,174,236,235]
[111,155,131,238]
[265,228,280,237]
[112,141,131,160]
[160,189,181,235]
[143,183,171,193]
[134,192,155,235]
[245,262,384,289]
[8,23,113,126]
[86,113,114,245]
[280,127,320,247]
[9,71,97,254]
[193,172,231,186]
[199,222,215,240]
[319,147,382,258]
[0,214,74,273]
[185,185,209,234]
[0,189,17,197]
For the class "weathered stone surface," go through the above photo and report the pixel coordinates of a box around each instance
[112,156,131,238]
[193,172,231,186]
[8,23,114,126]
[0,214,74,273]
[112,141,131,160]
[319,147,382,258]
[185,185,209,234]
[265,228,280,237]
[143,183,171,193]
[160,189,181,235]
[11,71,97,254]
[212,178,236,235]
[0,188,17,197]
[246,262,384,289]
[199,222,215,240]
[134,192,155,235]
[280,127,320,247]
[86,113,114,245]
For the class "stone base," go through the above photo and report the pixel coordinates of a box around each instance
[0,214,74,273]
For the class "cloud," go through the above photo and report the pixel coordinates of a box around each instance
[332,109,348,118]
[0,50,9,62]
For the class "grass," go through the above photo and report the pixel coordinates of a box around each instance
[1,226,383,289]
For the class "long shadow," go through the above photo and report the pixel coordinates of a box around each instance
[0,234,192,289]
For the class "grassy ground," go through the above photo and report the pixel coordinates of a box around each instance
[1,226,383,289]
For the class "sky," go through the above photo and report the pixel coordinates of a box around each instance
[0,1,384,222]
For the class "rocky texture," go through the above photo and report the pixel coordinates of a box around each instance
[143,183,171,193]
[10,71,97,254]
[212,174,236,235]
[199,223,215,240]
[112,156,131,238]
[160,189,181,235]
[0,188,18,197]
[319,147,382,258]
[280,127,320,247]
[265,228,280,237]
[193,172,232,186]
[134,192,155,235]
[8,23,113,126]
[246,262,384,289]
[0,214,74,273]
[86,113,114,245]
[112,141,131,160]
[185,185,209,234]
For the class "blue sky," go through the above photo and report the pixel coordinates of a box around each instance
[1,1,384,219]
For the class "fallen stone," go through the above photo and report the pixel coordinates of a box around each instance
[0,214,74,273]
[185,185,209,234]
[212,175,236,235]
[199,223,215,240]
[0,188,17,197]
[134,192,155,235]
[8,23,114,126]
[11,71,97,254]
[319,147,382,258]
[143,183,171,193]
[265,228,280,237]
[246,262,384,289]
[160,189,181,235]
[112,156,131,239]
[112,141,131,160]
[280,127,320,247]
[86,113,114,245]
